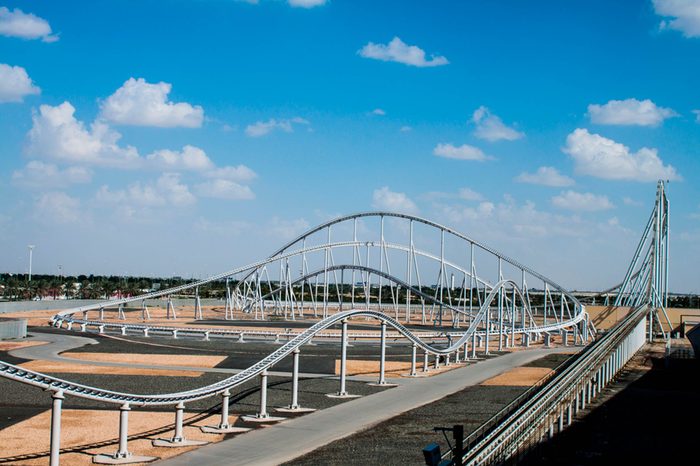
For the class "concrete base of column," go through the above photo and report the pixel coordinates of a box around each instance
[240,414,286,423]
[93,454,158,464]
[325,392,361,399]
[275,406,317,413]
[152,438,208,448]
[200,425,252,434]
[367,381,399,387]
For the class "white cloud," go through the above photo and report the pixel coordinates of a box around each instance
[399,125,412,132]
[12,161,91,189]
[245,117,309,137]
[100,78,204,128]
[371,108,386,116]
[623,197,643,207]
[146,145,214,171]
[516,166,575,187]
[288,0,327,8]
[97,173,195,208]
[196,179,255,200]
[471,106,524,141]
[433,143,490,161]
[653,0,700,38]
[372,187,418,214]
[551,190,614,212]
[268,217,311,239]
[423,187,483,202]
[563,128,680,182]
[0,7,58,42]
[358,37,449,67]
[693,109,700,122]
[457,187,483,201]
[0,64,40,103]
[587,98,677,126]
[204,165,257,182]
[27,101,141,168]
[35,192,80,224]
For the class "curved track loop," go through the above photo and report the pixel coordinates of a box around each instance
[1,211,590,409]
[1,280,583,407]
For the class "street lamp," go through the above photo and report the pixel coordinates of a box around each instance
[27,245,35,282]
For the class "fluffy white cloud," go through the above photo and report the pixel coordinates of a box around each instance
[587,98,676,126]
[196,179,255,200]
[100,78,204,128]
[653,0,700,37]
[146,145,214,171]
[35,192,80,223]
[516,167,575,187]
[358,37,449,67]
[0,7,58,42]
[433,143,490,161]
[288,0,327,7]
[245,117,309,137]
[97,173,195,208]
[551,190,614,212]
[371,108,386,116]
[471,106,524,141]
[12,161,91,189]
[563,128,680,182]
[204,165,257,182]
[372,187,418,214]
[267,217,311,239]
[27,102,140,168]
[0,64,40,103]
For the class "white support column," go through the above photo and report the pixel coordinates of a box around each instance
[117,404,130,457]
[201,390,252,434]
[243,370,286,422]
[423,351,429,372]
[410,343,417,376]
[291,349,300,408]
[327,319,360,398]
[154,402,208,447]
[378,322,386,384]
[95,402,160,463]
[49,391,64,466]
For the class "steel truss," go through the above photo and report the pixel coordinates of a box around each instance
[612,181,671,340]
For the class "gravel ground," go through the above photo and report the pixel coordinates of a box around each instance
[285,353,572,466]
[519,348,700,465]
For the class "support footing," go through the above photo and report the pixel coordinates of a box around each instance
[93,454,158,464]
[241,414,286,423]
[325,392,362,399]
[275,406,317,413]
[367,382,399,387]
[152,438,209,448]
[200,425,252,434]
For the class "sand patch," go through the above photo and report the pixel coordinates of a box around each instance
[19,360,203,377]
[2,310,56,327]
[480,367,553,386]
[0,340,47,351]
[0,408,237,466]
[61,352,226,368]
[335,359,464,378]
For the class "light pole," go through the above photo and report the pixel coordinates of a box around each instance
[28,245,35,282]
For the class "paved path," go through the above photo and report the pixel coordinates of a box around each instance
[158,347,579,466]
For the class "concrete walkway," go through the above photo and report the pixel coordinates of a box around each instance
[158,347,579,466]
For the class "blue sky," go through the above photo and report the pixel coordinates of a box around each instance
[0,0,698,292]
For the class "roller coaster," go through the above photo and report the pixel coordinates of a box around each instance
[0,181,671,465]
